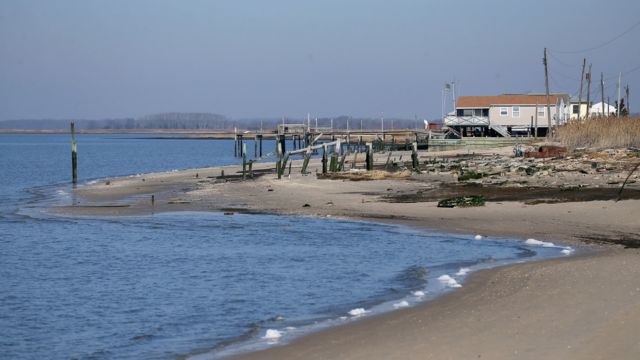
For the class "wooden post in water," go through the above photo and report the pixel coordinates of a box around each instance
[242,143,247,180]
[322,144,328,174]
[254,134,258,157]
[276,142,283,180]
[70,122,78,184]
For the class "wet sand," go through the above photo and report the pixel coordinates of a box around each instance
[55,147,640,359]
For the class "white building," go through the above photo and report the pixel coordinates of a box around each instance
[589,102,617,117]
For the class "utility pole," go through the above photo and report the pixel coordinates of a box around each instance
[617,72,622,117]
[578,58,586,120]
[600,72,605,117]
[625,84,630,115]
[535,101,539,137]
[543,48,552,138]
[381,113,384,133]
[586,64,592,119]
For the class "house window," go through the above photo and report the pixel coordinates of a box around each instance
[473,109,483,117]
[500,107,508,116]
[537,107,545,117]
[483,109,489,116]
[572,105,579,114]
[512,106,520,117]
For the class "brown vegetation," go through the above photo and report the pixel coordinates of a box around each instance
[556,116,640,150]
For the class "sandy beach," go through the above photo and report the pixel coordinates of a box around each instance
[55,146,640,359]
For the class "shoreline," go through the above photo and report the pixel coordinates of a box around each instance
[53,147,640,359]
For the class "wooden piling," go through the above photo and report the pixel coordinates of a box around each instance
[71,122,78,184]
[366,142,373,171]
[254,134,258,157]
[322,144,328,174]
[330,152,338,172]
[276,142,283,179]
[242,143,247,180]
[301,150,312,174]
[338,152,347,172]
[411,142,419,171]
[352,151,358,170]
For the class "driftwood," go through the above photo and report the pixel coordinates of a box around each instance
[617,162,640,201]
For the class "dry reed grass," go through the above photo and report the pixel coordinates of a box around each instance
[556,116,640,150]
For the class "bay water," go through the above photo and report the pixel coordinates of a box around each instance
[0,134,569,360]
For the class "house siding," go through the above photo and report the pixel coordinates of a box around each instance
[489,105,555,127]
[569,103,589,120]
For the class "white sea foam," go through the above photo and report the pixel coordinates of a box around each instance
[348,308,368,316]
[525,238,556,247]
[474,234,483,240]
[412,290,426,297]
[393,300,409,308]
[262,329,282,340]
[561,247,574,255]
[437,274,462,288]
[456,267,471,276]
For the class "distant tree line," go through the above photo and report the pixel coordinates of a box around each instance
[0,113,427,131]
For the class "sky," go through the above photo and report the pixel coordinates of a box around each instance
[1,0,639,121]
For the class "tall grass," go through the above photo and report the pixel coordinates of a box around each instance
[555,116,640,150]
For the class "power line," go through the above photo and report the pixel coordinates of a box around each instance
[549,19,640,54]
[547,51,582,68]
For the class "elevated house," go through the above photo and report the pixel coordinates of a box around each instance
[444,94,569,137]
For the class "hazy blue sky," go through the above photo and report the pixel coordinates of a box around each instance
[1,0,639,121]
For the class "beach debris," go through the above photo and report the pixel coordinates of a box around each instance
[167,200,190,205]
[524,145,567,158]
[267,188,274,192]
[223,212,234,216]
[458,171,486,181]
[262,329,282,340]
[105,180,111,185]
[195,173,199,178]
[348,308,368,316]
[302,203,311,208]
[317,170,412,181]
[437,274,462,288]
[474,234,483,240]
[437,195,485,208]
[270,315,285,321]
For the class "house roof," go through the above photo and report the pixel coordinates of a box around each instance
[457,95,559,108]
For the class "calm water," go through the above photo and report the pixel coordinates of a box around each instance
[0,134,568,360]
